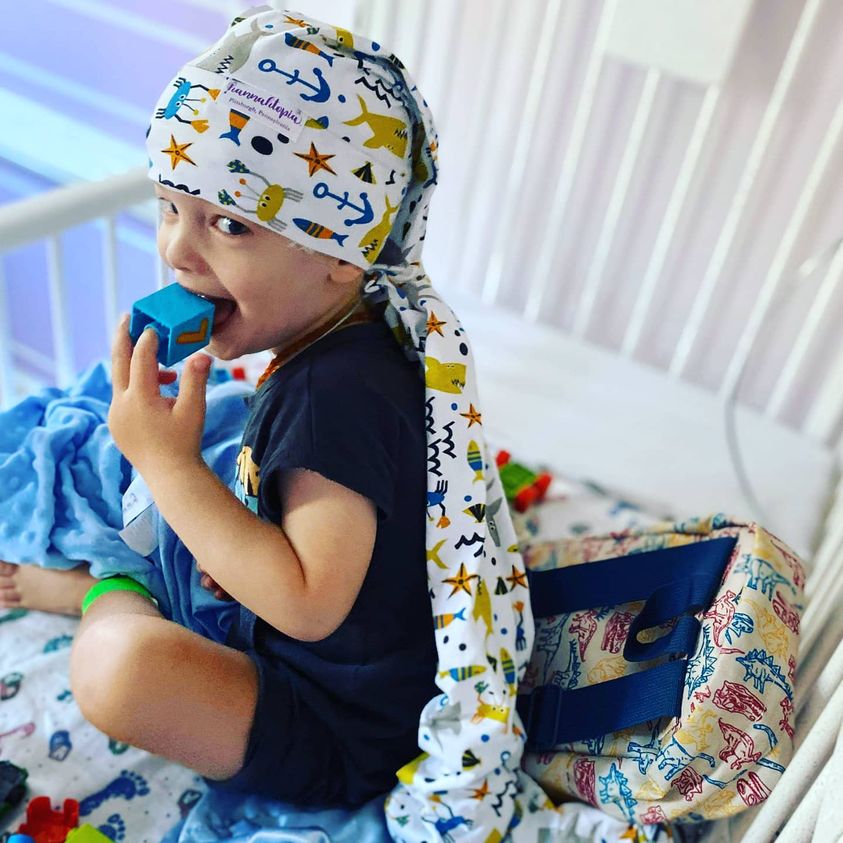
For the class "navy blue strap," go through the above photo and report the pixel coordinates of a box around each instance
[517,659,688,749]
[528,536,736,617]
[521,536,736,747]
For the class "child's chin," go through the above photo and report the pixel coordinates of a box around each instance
[205,337,235,360]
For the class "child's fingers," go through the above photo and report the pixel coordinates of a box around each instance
[111,315,133,393]
[175,353,212,418]
[130,327,164,395]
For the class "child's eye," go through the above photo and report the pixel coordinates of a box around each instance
[157,197,177,215]
[215,216,250,236]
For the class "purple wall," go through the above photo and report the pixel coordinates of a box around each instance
[0,2,238,385]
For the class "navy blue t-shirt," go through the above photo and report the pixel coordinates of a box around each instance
[228,319,438,797]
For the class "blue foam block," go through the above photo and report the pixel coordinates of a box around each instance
[130,285,215,366]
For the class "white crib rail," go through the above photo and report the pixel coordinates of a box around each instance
[0,167,152,403]
[0,167,150,252]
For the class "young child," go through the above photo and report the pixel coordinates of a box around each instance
[0,5,537,835]
[5,6,438,808]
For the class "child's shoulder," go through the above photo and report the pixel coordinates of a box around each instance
[305,321,418,390]
[244,320,424,474]
[260,321,420,411]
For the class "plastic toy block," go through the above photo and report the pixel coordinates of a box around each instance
[130,284,215,367]
[65,825,112,842]
[495,450,552,513]
[17,795,79,842]
[0,761,28,820]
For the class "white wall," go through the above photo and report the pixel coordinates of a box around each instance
[354,0,843,449]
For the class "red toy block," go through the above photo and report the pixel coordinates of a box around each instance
[495,450,511,467]
[534,472,552,497]
[514,485,538,513]
[17,796,79,843]
[495,450,554,512]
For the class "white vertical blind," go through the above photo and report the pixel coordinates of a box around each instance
[573,66,660,337]
[668,0,824,377]
[524,0,619,322]
[621,86,721,356]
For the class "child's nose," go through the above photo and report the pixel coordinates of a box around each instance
[161,221,209,275]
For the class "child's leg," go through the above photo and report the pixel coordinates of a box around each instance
[70,589,258,781]
[0,561,96,615]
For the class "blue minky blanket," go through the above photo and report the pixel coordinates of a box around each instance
[0,361,245,641]
[162,791,391,843]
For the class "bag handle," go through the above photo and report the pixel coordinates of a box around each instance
[623,567,731,661]
[521,535,736,749]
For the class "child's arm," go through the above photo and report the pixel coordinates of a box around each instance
[145,460,375,641]
[109,320,376,641]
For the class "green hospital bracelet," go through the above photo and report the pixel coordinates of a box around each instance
[81,575,158,615]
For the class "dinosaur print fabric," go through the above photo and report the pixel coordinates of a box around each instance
[520,515,805,825]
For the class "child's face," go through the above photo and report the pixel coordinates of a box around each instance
[154,185,360,360]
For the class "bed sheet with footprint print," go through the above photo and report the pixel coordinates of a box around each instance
[0,609,203,841]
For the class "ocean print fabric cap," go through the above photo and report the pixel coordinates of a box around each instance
[143,6,584,842]
[145,4,420,269]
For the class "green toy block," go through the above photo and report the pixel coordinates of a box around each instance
[66,823,113,842]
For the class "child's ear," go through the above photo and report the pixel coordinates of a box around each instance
[327,259,364,287]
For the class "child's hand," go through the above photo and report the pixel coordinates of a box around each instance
[196,561,235,602]
[109,315,212,480]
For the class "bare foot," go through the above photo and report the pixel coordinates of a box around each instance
[0,561,97,616]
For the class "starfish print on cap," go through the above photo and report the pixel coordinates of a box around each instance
[506,566,528,590]
[443,562,480,597]
[460,403,482,427]
[294,142,337,176]
[470,779,490,800]
[162,134,196,169]
[427,311,447,336]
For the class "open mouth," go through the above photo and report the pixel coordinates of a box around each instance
[208,297,236,332]
[187,290,236,333]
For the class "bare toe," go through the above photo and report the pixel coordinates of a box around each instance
[0,561,20,607]
[0,563,96,616]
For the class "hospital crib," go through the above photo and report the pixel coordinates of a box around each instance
[1,0,843,840]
